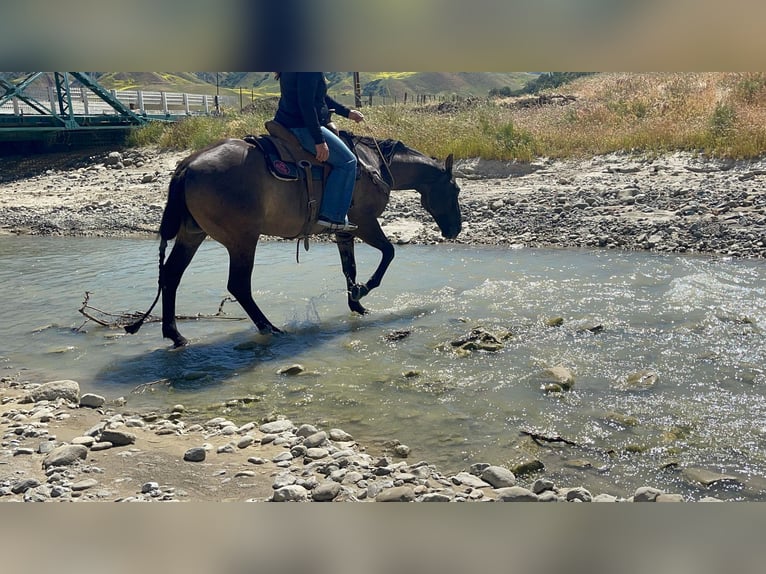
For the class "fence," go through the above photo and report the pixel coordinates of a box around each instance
[0,87,232,118]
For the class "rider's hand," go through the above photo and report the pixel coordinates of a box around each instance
[348,110,365,123]
[315,142,330,162]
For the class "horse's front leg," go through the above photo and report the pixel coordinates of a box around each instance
[335,222,395,314]
[335,232,366,314]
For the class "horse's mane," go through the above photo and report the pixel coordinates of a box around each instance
[340,130,408,165]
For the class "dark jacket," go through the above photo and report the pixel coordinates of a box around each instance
[274,72,351,145]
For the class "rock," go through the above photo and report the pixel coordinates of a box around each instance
[622,370,659,390]
[99,429,136,446]
[183,447,206,462]
[420,492,453,502]
[260,419,294,434]
[394,444,411,458]
[512,460,545,476]
[329,428,354,442]
[593,493,619,502]
[79,393,106,408]
[532,478,555,494]
[71,478,98,491]
[681,468,743,489]
[376,486,416,502]
[656,493,685,502]
[565,487,593,502]
[276,364,305,375]
[633,486,664,502]
[21,380,80,404]
[542,365,575,390]
[11,478,40,494]
[237,435,255,449]
[305,448,329,460]
[71,436,96,447]
[272,485,309,502]
[494,486,539,502]
[312,481,342,502]
[142,482,160,493]
[43,444,88,468]
[303,431,327,448]
[451,472,492,489]
[480,466,516,488]
[296,424,319,437]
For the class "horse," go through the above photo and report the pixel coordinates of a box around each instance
[126,132,462,347]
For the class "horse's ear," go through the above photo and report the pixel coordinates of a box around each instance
[445,153,454,177]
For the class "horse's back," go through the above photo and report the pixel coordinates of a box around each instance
[180,138,309,242]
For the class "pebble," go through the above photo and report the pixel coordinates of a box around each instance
[79,393,106,408]
[480,465,516,488]
[71,478,98,491]
[376,486,416,502]
[494,486,539,502]
[183,447,206,462]
[312,481,342,501]
[271,485,308,502]
[260,420,294,434]
[99,429,136,447]
[11,478,40,494]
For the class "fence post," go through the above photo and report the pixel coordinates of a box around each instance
[183,93,190,115]
[161,92,168,115]
[12,97,20,115]
[203,95,210,114]
[137,91,145,114]
[80,86,90,114]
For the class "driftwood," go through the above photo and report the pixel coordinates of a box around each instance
[520,428,579,447]
[75,291,245,332]
[131,378,172,394]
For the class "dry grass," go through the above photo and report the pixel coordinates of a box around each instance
[129,73,766,161]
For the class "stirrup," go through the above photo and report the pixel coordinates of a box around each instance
[317,218,357,232]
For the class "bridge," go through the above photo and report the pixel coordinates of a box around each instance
[0,72,221,149]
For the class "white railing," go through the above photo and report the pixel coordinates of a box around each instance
[0,87,227,117]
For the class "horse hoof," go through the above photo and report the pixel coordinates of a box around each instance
[172,337,189,348]
[349,284,370,302]
[259,325,283,336]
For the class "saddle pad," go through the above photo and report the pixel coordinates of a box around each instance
[244,134,324,181]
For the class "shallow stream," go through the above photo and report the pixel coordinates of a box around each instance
[2,237,765,499]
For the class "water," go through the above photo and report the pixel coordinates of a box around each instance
[2,236,766,499]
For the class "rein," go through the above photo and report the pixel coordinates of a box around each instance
[359,120,396,190]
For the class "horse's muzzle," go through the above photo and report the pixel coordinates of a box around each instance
[442,222,462,239]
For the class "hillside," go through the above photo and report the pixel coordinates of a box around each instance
[93,72,537,99]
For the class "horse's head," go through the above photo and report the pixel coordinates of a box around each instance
[419,154,462,239]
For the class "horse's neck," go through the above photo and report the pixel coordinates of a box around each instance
[388,153,441,191]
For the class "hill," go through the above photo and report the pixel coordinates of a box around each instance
[92,72,537,99]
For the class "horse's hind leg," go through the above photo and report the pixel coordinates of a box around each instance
[161,227,206,347]
[226,244,282,334]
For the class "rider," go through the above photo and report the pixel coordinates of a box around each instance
[273,72,365,232]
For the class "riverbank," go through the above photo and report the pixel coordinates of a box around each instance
[0,146,765,259]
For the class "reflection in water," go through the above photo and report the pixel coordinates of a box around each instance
[1,237,766,499]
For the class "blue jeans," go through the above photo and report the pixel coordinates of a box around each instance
[290,126,357,223]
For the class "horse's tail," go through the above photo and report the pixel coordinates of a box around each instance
[125,166,189,335]
[159,167,188,241]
